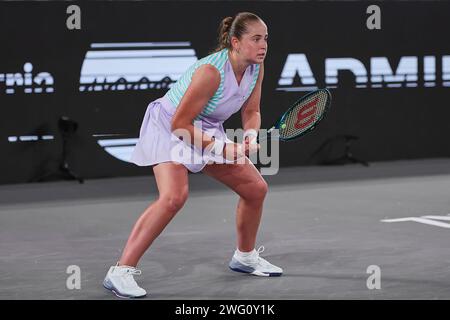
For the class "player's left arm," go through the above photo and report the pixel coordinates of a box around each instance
[241,63,264,138]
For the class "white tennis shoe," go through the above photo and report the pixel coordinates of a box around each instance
[103,263,147,298]
[229,246,283,277]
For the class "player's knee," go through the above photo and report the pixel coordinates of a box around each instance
[159,191,188,213]
[247,179,268,202]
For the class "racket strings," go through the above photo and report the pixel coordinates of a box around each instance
[279,91,328,139]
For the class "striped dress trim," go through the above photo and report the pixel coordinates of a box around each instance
[165,49,260,121]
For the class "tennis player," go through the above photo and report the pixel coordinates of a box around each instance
[103,12,283,299]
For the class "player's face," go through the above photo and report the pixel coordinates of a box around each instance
[237,21,268,64]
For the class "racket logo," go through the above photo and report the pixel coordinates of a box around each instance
[295,97,319,130]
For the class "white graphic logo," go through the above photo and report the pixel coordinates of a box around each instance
[8,135,54,142]
[79,42,198,92]
[278,54,450,91]
[0,62,54,94]
[95,134,138,162]
[382,214,450,229]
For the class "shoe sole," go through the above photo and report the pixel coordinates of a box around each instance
[103,279,147,299]
[228,258,283,277]
[229,266,282,277]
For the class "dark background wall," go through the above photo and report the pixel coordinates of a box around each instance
[1,1,449,184]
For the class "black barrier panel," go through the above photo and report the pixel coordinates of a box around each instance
[1,1,449,184]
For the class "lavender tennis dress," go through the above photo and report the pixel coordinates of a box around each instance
[130,48,260,173]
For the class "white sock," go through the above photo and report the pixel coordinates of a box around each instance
[235,248,256,258]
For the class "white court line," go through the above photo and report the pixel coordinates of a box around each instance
[421,216,450,221]
[381,217,450,229]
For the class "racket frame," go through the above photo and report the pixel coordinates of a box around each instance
[258,88,332,143]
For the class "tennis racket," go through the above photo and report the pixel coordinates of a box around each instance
[257,88,332,143]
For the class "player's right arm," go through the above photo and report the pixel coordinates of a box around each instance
[171,64,244,160]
